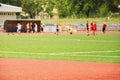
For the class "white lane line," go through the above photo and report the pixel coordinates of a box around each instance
[0,50,120,54]
[50,50,120,55]
[73,39,120,42]
[53,54,120,58]
[0,50,120,58]
[1,38,120,42]
[0,51,48,55]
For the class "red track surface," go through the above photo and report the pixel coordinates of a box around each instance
[0,58,120,80]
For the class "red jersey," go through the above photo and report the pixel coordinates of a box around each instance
[90,23,93,31]
[93,23,97,31]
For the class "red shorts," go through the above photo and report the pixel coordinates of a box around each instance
[91,27,94,31]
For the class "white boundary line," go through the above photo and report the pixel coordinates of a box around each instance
[73,39,120,42]
[0,50,120,58]
[1,37,120,42]
[0,50,120,54]
[57,54,120,58]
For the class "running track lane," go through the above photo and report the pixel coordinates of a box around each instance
[0,58,120,80]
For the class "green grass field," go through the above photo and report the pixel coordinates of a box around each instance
[0,33,120,62]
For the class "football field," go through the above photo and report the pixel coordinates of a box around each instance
[0,33,120,62]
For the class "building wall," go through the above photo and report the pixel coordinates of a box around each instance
[0,12,16,28]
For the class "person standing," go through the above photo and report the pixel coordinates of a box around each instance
[17,23,22,34]
[102,22,107,34]
[93,22,97,35]
[86,20,89,36]
[68,28,73,35]
[40,23,44,33]
[34,23,38,33]
[56,24,59,35]
[90,21,94,35]
[26,23,30,33]
[29,22,32,33]
[32,23,35,33]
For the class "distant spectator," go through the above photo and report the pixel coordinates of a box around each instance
[29,22,32,33]
[17,23,22,34]
[26,23,30,33]
[34,23,38,33]
[32,23,35,33]
[40,23,44,33]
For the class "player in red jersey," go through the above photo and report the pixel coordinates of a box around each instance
[90,21,94,35]
[90,21,93,31]
[93,22,97,35]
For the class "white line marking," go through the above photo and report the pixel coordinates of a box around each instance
[50,50,120,55]
[1,37,120,42]
[0,51,47,55]
[0,50,120,58]
[0,50,120,54]
[57,54,120,58]
[73,39,120,42]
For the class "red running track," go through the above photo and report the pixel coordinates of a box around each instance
[0,58,120,80]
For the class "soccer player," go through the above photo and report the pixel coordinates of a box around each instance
[86,20,89,36]
[102,22,107,34]
[93,22,97,35]
[90,21,93,35]
[68,28,73,35]
[56,24,59,35]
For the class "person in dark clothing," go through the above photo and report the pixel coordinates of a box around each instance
[32,23,35,33]
[56,24,59,35]
[102,23,107,34]
[86,20,89,36]
[40,23,44,33]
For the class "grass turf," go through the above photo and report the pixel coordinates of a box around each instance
[0,33,120,62]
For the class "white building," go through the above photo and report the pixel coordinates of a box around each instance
[0,3,22,28]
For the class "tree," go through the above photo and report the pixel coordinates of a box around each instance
[0,0,22,7]
[21,0,43,18]
[0,0,119,18]
[44,0,55,19]
[54,0,69,18]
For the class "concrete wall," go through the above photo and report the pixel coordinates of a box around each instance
[0,12,16,28]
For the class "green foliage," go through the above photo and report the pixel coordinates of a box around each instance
[45,0,55,18]
[55,0,69,18]
[55,0,120,18]
[21,0,43,18]
[0,0,120,18]
[0,0,22,6]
